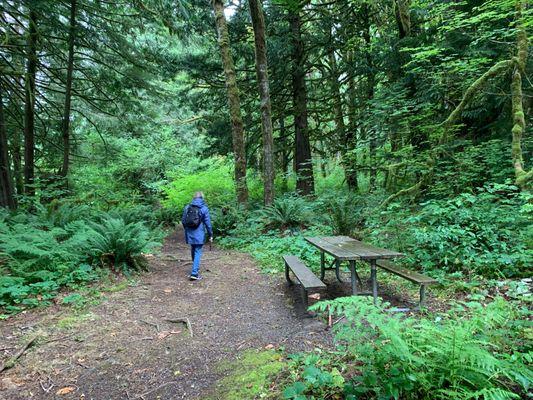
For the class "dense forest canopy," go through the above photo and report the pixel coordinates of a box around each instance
[1,0,531,208]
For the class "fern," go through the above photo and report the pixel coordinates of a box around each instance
[309,297,531,400]
[259,195,313,230]
[0,206,162,314]
[78,214,161,271]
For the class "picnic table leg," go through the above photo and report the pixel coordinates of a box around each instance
[349,260,358,295]
[335,259,343,283]
[370,259,378,304]
[320,251,325,280]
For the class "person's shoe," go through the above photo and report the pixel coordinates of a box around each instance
[189,275,202,281]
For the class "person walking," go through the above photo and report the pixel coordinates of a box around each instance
[182,192,213,280]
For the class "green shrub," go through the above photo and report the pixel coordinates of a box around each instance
[219,225,329,274]
[0,264,100,315]
[282,296,532,400]
[431,139,515,197]
[163,158,238,210]
[368,183,532,278]
[210,205,246,236]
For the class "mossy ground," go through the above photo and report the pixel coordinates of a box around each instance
[210,349,285,399]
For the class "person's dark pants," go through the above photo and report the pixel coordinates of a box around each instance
[190,244,203,277]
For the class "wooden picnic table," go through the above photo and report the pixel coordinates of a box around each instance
[305,236,404,304]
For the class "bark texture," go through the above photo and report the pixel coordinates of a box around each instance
[213,0,248,204]
[289,9,314,195]
[362,3,376,192]
[249,0,275,205]
[511,1,531,188]
[0,84,16,209]
[24,9,38,195]
[60,0,77,179]
[394,0,411,39]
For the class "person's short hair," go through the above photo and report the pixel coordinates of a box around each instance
[193,191,204,199]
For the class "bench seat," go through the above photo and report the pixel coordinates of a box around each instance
[376,260,437,307]
[283,255,326,308]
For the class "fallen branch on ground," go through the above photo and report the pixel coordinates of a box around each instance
[39,376,55,393]
[164,317,193,338]
[139,319,160,332]
[133,381,178,399]
[0,336,38,373]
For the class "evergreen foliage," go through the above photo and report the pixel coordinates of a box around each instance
[280,296,532,400]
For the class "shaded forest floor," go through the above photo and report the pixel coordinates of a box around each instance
[0,229,333,399]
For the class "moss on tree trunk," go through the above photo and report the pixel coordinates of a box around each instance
[213,0,249,204]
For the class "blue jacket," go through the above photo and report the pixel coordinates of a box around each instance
[182,198,213,245]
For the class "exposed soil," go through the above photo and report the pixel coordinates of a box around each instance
[0,230,333,400]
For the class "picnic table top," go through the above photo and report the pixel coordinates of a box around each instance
[305,236,404,261]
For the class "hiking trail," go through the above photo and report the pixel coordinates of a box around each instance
[0,229,331,399]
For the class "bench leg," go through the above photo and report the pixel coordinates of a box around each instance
[349,260,358,295]
[370,260,378,305]
[301,288,308,309]
[419,285,426,308]
[285,263,293,285]
[320,252,325,280]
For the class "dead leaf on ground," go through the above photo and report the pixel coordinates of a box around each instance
[157,330,182,340]
[158,331,170,339]
[264,344,275,350]
[56,386,76,395]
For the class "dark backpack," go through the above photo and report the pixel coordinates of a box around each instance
[184,204,202,229]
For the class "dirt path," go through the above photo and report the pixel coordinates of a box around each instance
[0,230,332,400]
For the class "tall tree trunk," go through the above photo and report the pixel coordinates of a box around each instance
[213,0,248,204]
[362,4,376,192]
[345,51,359,191]
[333,49,357,190]
[390,0,411,152]
[60,0,77,179]
[0,84,16,209]
[329,50,345,144]
[12,109,23,196]
[279,115,289,192]
[289,9,314,195]
[24,9,38,196]
[249,0,275,206]
[394,0,411,39]
[511,1,531,188]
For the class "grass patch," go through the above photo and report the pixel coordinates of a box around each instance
[56,312,98,329]
[102,279,137,293]
[210,349,285,399]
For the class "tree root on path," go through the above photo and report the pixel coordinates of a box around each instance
[132,381,178,399]
[0,336,38,373]
[164,317,193,338]
[139,319,160,332]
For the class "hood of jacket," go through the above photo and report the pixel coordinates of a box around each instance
[191,197,206,208]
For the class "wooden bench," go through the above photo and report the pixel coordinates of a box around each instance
[376,260,437,307]
[283,255,326,308]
